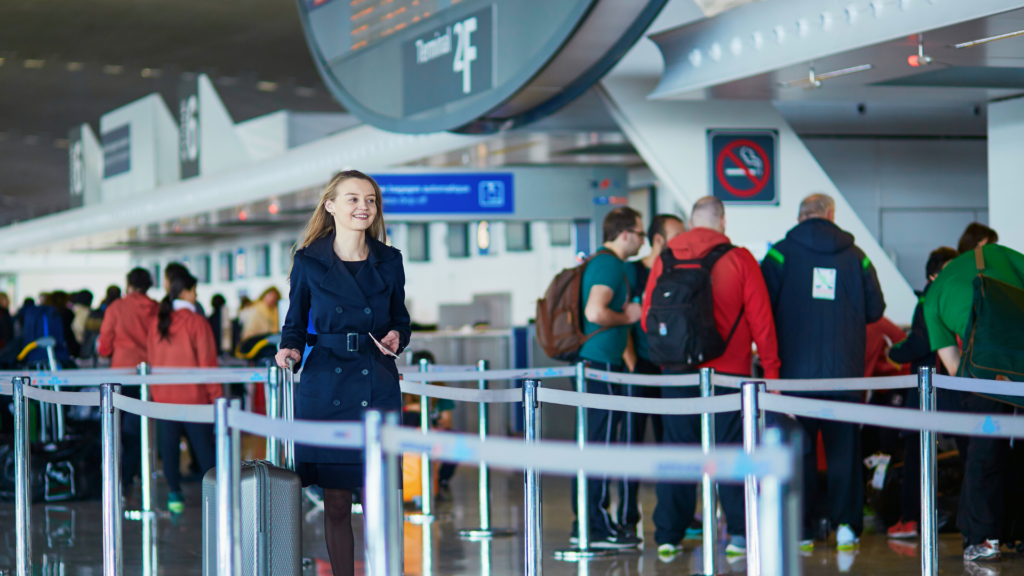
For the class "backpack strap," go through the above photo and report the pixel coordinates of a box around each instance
[699,243,735,271]
[975,246,986,273]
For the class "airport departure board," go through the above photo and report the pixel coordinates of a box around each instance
[296,0,668,133]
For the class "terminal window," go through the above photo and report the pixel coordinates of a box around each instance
[254,244,271,278]
[506,222,532,252]
[447,223,470,259]
[219,251,234,282]
[280,240,295,275]
[548,221,572,247]
[194,255,211,284]
[407,223,430,262]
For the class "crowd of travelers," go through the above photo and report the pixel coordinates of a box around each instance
[0,265,284,514]
[561,196,1023,567]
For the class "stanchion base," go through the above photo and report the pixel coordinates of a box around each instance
[124,509,169,521]
[405,513,435,525]
[553,547,619,560]
[458,527,516,540]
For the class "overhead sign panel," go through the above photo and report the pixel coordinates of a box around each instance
[376,173,514,214]
[403,6,494,116]
[297,0,669,133]
[709,130,778,205]
[102,125,131,178]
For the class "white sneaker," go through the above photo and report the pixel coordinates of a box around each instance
[836,524,859,550]
[657,543,682,558]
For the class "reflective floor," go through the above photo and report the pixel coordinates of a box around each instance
[2,462,1023,575]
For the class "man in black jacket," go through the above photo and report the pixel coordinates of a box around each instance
[761,193,886,551]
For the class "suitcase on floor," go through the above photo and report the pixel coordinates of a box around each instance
[202,460,302,576]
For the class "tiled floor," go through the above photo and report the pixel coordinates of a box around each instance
[1,467,1020,575]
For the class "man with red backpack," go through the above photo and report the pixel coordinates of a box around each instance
[642,196,781,558]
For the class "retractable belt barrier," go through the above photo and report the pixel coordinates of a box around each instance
[10,361,1024,576]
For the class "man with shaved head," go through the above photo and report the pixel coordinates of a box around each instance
[641,196,781,558]
[761,192,885,552]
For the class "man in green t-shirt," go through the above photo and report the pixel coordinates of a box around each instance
[571,206,645,550]
[922,231,1024,563]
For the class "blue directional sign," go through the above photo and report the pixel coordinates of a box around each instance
[375,173,515,214]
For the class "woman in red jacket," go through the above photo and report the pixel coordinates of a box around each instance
[98,267,159,499]
[147,270,222,514]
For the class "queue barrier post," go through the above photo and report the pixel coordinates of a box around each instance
[214,397,242,576]
[266,365,282,467]
[100,383,123,576]
[523,379,543,576]
[742,381,766,576]
[554,363,616,560]
[759,428,803,576]
[413,358,435,523]
[363,410,390,576]
[385,412,404,576]
[46,342,66,442]
[14,377,32,576]
[699,367,718,576]
[920,366,938,576]
[459,359,515,540]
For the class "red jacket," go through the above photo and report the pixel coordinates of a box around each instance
[98,293,158,369]
[865,317,909,377]
[642,227,782,379]
[146,307,222,405]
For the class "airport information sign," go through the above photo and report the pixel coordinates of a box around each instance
[375,173,514,214]
[297,0,668,134]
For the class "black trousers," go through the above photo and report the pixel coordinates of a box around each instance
[570,361,626,540]
[158,420,216,494]
[616,357,663,528]
[122,412,141,491]
[900,387,966,524]
[653,384,746,545]
[957,394,1009,546]
[798,412,863,538]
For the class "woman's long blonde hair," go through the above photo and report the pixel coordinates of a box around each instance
[295,170,387,251]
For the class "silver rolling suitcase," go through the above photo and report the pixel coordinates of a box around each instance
[202,460,303,575]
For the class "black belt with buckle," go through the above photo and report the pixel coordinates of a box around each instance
[314,333,370,353]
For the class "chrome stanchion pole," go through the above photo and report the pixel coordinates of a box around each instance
[101,383,123,576]
[758,429,790,576]
[460,359,514,540]
[363,410,389,576]
[14,377,32,576]
[266,365,281,467]
[920,366,937,576]
[524,379,543,576]
[418,358,434,522]
[384,412,404,576]
[700,367,718,576]
[138,362,154,515]
[741,381,766,576]
[44,343,65,442]
[555,363,614,560]
[215,397,241,576]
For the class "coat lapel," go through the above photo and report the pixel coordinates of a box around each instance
[307,234,369,306]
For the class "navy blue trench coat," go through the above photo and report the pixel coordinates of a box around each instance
[281,233,411,464]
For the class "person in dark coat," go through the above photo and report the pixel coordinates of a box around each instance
[886,246,959,540]
[761,193,886,551]
[276,170,410,576]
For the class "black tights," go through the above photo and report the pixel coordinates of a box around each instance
[324,489,355,576]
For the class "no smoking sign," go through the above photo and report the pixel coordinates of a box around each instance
[708,130,778,205]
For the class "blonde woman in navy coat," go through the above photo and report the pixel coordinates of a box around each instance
[276,170,410,576]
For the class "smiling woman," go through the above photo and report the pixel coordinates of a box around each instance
[275,169,411,576]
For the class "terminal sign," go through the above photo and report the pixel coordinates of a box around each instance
[709,130,778,205]
[376,173,514,214]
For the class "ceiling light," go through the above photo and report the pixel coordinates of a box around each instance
[103,65,124,75]
[257,81,279,92]
[778,64,874,89]
[23,59,45,69]
[908,33,933,66]
[141,68,162,78]
[953,28,1024,49]
[66,62,84,71]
